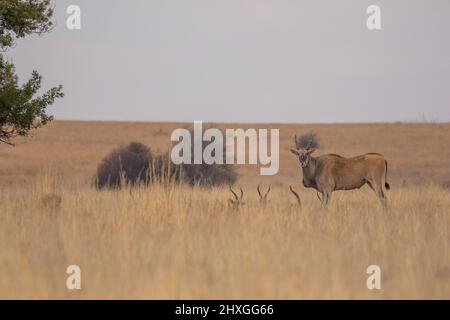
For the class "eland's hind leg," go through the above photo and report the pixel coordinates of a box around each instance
[368,180,387,209]
[378,188,387,209]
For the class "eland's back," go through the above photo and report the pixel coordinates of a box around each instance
[316,153,389,192]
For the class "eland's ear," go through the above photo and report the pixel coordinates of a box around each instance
[290,148,300,156]
[306,148,316,155]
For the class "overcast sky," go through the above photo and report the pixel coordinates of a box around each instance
[6,0,450,123]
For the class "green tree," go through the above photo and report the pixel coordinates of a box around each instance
[0,0,63,145]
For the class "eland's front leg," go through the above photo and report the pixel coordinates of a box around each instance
[319,190,332,208]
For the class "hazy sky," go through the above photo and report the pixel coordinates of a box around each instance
[6,0,450,123]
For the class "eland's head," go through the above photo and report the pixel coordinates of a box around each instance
[290,133,319,168]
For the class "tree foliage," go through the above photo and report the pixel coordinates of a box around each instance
[0,56,63,144]
[0,0,63,145]
[0,0,54,49]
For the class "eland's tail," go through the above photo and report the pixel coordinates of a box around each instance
[384,160,390,190]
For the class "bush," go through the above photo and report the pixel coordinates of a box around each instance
[179,127,238,186]
[95,142,152,189]
[95,142,237,189]
[182,162,237,186]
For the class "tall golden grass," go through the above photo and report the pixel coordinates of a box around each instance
[0,173,449,299]
[1,121,449,299]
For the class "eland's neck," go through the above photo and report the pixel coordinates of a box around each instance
[302,156,317,182]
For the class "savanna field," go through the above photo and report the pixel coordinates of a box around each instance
[0,121,449,299]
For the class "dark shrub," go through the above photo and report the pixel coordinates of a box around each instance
[95,141,237,189]
[149,153,183,184]
[95,142,152,189]
[179,127,238,186]
[182,162,237,186]
[151,152,237,187]
[442,181,450,190]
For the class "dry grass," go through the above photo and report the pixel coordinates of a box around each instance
[0,121,449,299]
[0,175,449,299]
